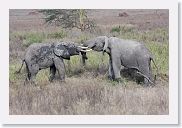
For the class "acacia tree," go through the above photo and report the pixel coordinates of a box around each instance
[39,9,95,32]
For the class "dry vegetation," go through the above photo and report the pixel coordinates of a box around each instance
[9,9,169,115]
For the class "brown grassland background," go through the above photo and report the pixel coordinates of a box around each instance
[9,9,169,115]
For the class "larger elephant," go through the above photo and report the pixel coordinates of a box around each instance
[82,36,157,86]
[16,41,90,84]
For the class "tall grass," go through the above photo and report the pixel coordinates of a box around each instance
[9,82,168,115]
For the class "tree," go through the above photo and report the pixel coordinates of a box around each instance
[39,9,95,32]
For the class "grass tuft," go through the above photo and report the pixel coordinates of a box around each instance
[47,30,67,39]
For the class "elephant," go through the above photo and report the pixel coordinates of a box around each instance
[16,41,91,84]
[82,36,158,86]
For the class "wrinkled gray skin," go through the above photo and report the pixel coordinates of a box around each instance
[17,42,88,84]
[83,36,156,86]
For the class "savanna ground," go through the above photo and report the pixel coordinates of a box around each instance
[9,9,169,115]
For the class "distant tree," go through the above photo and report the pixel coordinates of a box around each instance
[39,9,95,32]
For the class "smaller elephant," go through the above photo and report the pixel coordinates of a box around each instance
[82,36,158,86]
[16,41,91,84]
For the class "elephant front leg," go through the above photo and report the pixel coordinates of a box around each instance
[111,55,122,81]
[53,57,66,82]
[49,65,56,82]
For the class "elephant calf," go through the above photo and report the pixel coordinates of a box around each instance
[83,36,158,86]
[16,41,90,84]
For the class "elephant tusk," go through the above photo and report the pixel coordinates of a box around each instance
[78,46,89,49]
[81,49,92,52]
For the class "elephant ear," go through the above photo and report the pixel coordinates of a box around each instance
[54,44,70,60]
[103,36,109,52]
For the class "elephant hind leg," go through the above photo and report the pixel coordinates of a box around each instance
[25,63,39,85]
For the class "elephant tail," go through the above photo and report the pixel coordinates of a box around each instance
[150,58,159,82]
[15,59,25,74]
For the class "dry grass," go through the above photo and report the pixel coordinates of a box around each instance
[9,9,169,115]
[10,75,168,115]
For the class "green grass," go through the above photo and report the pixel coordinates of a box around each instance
[23,32,45,47]
[10,29,67,47]
[110,26,121,33]
[110,25,135,34]
[147,42,169,74]
[119,27,168,43]
[47,30,67,39]
[9,62,24,82]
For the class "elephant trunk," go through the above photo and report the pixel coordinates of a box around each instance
[80,51,88,65]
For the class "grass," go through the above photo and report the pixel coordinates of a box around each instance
[119,27,168,43]
[147,42,169,74]
[22,32,44,47]
[110,26,121,33]
[10,29,67,47]
[9,61,25,83]
[47,30,67,39]
[9,81,168,115]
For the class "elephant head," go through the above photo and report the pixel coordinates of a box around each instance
[53,42,91,60]
[83,36,109,54]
